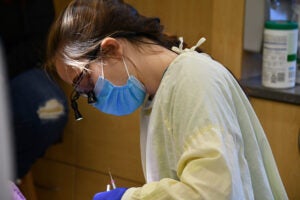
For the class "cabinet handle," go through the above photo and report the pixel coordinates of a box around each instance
[34,183,60,191]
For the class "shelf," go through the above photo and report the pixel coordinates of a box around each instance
[239,76,300,105]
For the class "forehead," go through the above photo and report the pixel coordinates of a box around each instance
[55,58,81,85]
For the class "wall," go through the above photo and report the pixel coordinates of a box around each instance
[126,0,245,78]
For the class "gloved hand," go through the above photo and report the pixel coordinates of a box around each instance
[93,188,128,200]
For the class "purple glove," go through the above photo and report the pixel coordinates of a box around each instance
[93,188,127,200]
[10,182,26,200]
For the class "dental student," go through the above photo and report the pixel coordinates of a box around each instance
[46,0,288,199]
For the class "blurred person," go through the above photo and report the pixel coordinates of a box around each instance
[0,0,69,182]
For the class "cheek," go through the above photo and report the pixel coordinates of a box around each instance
[89,65,101,85]
[109,72,128,86]
[89,72,99,85]
[106,65,129,86]
[91,60,129,86]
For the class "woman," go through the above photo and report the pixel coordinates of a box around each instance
[46,0,288,199]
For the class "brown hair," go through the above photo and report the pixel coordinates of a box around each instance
[46,0,195,70]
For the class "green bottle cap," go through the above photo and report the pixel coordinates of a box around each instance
[265,20,298,30]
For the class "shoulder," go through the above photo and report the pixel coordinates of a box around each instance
[164,52,232,89]
[155,51,241,110]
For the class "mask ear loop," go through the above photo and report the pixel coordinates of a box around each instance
[97,43,105,79]
[122,56,130,78]
[100,59,105,78]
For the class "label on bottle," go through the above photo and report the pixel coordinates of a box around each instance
[262,29,297,88]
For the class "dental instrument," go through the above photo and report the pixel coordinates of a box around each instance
[109,170,117,189]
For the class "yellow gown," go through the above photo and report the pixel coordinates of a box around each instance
[122,48,288,200]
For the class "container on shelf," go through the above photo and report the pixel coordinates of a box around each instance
[292,3,300,84]
[262,20,298,88]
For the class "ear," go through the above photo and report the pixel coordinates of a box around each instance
[100,37,123,58]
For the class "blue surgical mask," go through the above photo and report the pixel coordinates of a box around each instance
[93,58,146,116]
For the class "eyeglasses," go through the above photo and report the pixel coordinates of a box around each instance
[70,68,97,121]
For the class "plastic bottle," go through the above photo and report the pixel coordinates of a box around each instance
[262,20,298,88]
[292,2,300,83]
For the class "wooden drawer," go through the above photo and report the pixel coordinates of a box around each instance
[250,98,300,200]
[32,158,144,200]
[32,158,75,200]
[74,101,145,183]
[43,114,77,165]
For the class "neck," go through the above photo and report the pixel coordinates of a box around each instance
[140,47,177,96]
[128,45,178,96]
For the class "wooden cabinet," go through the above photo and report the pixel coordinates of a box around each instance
[32,157,143,200]
[32,159,75,200]
[250,98,300,200]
